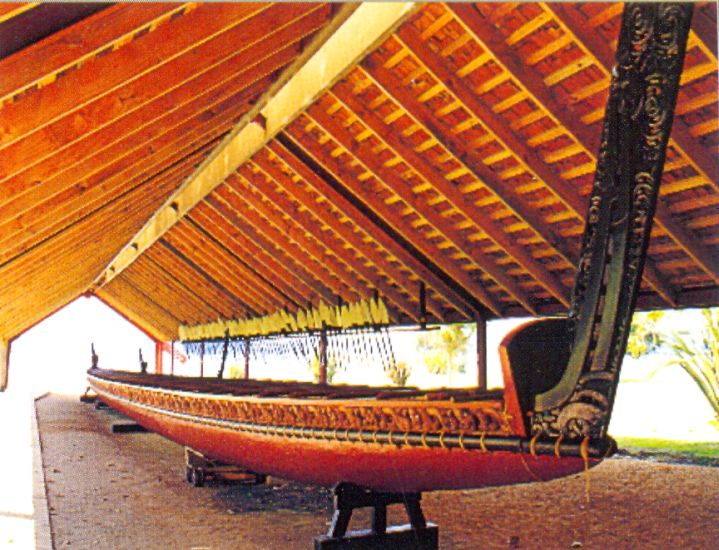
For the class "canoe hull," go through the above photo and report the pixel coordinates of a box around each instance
[91,373,596,492]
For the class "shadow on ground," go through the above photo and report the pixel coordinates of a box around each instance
[213,479,332,514]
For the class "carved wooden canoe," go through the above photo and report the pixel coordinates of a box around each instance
[88,364,610,492]
[88,2,691,495]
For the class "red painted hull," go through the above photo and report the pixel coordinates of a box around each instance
[90,371,599,492]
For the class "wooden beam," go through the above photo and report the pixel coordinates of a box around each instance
[100,276,184,333]
[547,2,719,285]
[126,255,228,323]
[355,63,573,305]
[95,2,416,289]
[323,86,551,311]
[0,81,256,251]
[286,115,504,317]
[547,2,718,194]
[2,4,324,195]
[0,338,9,391]
[691,5,717,58]
[167,221,283,314]
[0,4,181,106]
[198,196,340,306]
[0,3,38,24]
[270,138,476,320]
[232,170,369,304]
[1,134,219,268]
[154,237,254,317]
[215,181,360,304]
[397,21,588,219]
[0,3,270,149]
[257,146,446,321]
[302,107,509,316]
[183,215,308,309]
[448,2,679,306]
[447,3,600,162]
[245,157,419,322]
[0,152,187,338]
[185,208,312,308]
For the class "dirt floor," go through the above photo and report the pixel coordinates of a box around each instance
[36,394,718,550]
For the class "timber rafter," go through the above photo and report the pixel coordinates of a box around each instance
[0,3,716,342]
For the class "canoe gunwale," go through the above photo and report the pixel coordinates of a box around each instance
[88,369,614,459]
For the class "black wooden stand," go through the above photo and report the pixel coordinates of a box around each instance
[314,482,438,550]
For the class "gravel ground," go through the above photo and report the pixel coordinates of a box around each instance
[37,394,718,550]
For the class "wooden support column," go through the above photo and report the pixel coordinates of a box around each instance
[155,341,163,374]
[476,317,487,390]
[0,339,9,391]
[244,337,250,380]
[200,342,205,378]
[171,341,175,375]
[319,323,328,385]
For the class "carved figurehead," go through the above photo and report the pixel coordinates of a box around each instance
[501,3,694,443]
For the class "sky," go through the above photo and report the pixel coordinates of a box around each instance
[7,296,155,396]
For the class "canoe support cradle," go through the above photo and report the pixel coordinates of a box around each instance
[315,482,438,550]
[184,447,267,487]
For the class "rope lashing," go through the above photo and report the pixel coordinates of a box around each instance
[580,435,591,504]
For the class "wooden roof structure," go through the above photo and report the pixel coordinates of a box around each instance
[1,2,717,344]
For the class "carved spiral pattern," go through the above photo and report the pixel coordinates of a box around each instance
[90,377,514,438]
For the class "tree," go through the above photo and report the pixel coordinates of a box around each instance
[626,310,665,358]
[664,309,719,424]
[310,355,339,384]
[387,360,411,387]
[626,308,719,426]
[417,324,470,382]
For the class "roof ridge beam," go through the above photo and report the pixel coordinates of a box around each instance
[92,2,416,290]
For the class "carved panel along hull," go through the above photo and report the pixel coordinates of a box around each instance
[89,368,603,492]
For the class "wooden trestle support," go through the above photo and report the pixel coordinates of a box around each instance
[87,4,693,548]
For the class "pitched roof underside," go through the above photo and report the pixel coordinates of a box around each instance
[1,2,717,342]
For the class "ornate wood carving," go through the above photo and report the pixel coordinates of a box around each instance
[531,3,693,439]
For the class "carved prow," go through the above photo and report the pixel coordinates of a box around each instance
[502,3,693,441]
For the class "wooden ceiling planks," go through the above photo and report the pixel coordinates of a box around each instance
[0,2,341,340]
[0,4,183,107]
[258,144,446,320]
[95,3,413,290]
[1,2,717,343]
[243,156,420,321]
[544,2,719,288]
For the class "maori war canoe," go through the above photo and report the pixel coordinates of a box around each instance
[89,3,693,494]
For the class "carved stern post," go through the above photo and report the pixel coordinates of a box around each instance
[503,3,694,443]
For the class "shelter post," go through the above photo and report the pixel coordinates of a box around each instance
[475,316,487,390]
[244,337,250,380]
[154,341,163,375]
[319,323,328,385]
[0,339,9,391]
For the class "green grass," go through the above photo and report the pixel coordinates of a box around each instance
[615,436,719,466]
